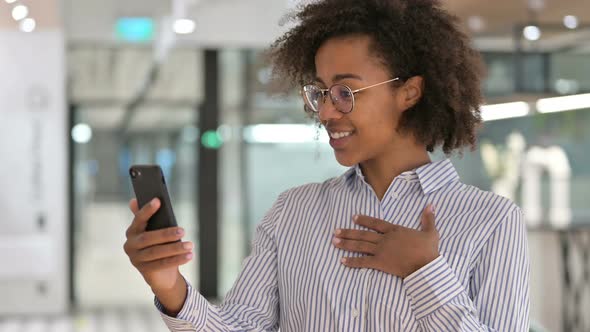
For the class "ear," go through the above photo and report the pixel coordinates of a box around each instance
[397,76,424,112]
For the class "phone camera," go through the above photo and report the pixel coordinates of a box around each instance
[130,169,141,178]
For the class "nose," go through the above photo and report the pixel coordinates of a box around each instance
[318,95,344,123]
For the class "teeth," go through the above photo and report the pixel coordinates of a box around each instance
[330,131,353,139]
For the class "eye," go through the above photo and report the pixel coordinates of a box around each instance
[339,89,352,99]
[333,86,352,101]
[313,90,325,100]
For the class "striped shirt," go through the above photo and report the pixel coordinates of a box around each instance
[156,159,530,331]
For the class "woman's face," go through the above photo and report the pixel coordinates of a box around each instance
[314,35,406,167]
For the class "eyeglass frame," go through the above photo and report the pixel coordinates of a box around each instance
[301,77,402,114]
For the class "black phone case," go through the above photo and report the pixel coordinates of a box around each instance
[129,165,178,231]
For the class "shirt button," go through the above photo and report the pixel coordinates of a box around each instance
[392,192,399,199]
[352,308,359,318]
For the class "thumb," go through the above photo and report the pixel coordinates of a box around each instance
[420,204,437,233]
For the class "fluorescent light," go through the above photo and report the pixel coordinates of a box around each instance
[563,15,579,29]
[481,102,530,121]
[523,25,541,41]
[12,5,28,21]
[536,93,590,113]
[244,124,329,143]
[19,18,36,32]
[71,123,93,144]
[173,19,195,34]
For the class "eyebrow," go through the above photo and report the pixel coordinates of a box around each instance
[314,73,363,84]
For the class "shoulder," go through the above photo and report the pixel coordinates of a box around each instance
[446,183,524,237]
[459,184,521,217]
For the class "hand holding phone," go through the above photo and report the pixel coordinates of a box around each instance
[123,165,193,313]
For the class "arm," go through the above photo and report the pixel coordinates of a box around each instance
[403,208,530,331]
[156,192,288,332]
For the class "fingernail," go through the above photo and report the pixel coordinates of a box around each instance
[150,198,159,207]
[334,229,342,235]
[183,242,193,250]
[352,215,359,222]
[341,258,347,264]
[186,253,193,259]
[429,205,436,214]
[176,228,184,235]
[333,238,341,244]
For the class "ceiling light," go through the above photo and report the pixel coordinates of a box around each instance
[244,124,329,144]
[173,19,195,34]
[12,5,28,21]
[537,93,590,113]
[71,124,93,144]
[467,16,485,32]
[523,25,541,41]
[563,15,579,29]
[481,102,530,122]
[19,18,36,32]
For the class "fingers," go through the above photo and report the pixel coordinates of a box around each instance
[353,215,397,233]
[129,198,139,214]
[124,227,189,270]
[420,204,437,233]
[332,237,377,255]
[334,229,381,243]
[126,198,161,238]
[340,256,378,270]
[138,252,194,274]
[130,226,185,250]
[134,241,193,264]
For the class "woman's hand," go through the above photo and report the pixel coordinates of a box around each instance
[123,198,193,293]
[332,205,439,278]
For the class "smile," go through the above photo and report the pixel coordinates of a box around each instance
[329,131,354,139]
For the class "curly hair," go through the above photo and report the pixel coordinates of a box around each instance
[268,0,485,154]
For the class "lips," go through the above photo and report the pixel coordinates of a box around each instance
[327,129,355,149]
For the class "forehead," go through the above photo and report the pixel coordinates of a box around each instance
[314,35,387,83]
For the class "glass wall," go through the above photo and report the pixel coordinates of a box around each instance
[67,44,590,330]
[70,46,202,308]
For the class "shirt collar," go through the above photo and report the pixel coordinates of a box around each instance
[346,159,460,195]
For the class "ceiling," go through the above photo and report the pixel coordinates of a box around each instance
[446,0,590,35]
[1,0,590,45]
[2,0,590,132]
[0,0,60,30]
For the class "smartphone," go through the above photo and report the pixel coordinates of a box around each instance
[129,165,178,231]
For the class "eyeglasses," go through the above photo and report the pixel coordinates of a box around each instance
[301,77,401,114]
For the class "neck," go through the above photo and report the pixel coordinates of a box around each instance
[359,139,431,201]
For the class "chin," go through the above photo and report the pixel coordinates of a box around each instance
[333,151,360,167]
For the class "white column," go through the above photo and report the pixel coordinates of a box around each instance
[0,12,67,314]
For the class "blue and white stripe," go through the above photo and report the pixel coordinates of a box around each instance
[156,159,530,331]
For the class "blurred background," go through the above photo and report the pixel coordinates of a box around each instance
[1,0,589,331]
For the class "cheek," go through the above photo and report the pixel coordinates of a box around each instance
[355,106,400,144]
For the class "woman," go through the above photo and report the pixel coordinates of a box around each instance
[124,0,530,331]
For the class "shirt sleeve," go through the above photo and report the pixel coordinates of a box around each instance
[154,191,288,332]
[403,207,530,331]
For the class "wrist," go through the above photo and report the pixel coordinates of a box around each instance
[152,273,187,317]
[151,269,182,293]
